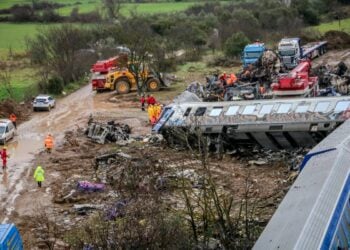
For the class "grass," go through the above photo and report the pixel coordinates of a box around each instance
[1,0,206,16]
[0,23,47,54]
[313,18,350,34]
[0,67,38,101]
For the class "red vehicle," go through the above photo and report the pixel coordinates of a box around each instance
[90,54,128,91]
[271,60,318,97]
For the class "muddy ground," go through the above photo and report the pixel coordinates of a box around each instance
[0,49,348,248]
[0,86,292,249]
[0,87,294,249]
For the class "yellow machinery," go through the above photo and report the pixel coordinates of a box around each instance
[104,66,163,94]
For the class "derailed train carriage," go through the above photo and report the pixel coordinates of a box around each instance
[153,96,350,150]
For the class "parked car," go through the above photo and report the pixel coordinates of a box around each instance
[0,119,16,144]
[32,95,56,111]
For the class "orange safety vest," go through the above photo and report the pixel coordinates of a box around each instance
[9,114,16,122]
[45,136,54,149]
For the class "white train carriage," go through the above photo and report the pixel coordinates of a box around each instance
[154,96,350,150]
[254,118,350,249]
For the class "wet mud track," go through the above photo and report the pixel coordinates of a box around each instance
[0,85,145,222]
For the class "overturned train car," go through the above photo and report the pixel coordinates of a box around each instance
[153,96,350,150]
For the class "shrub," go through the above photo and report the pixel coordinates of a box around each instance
[39,76,64,94]
[224,32,250,58]
[40,9,63,23]
[10,5,37,22]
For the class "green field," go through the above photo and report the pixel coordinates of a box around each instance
[314,18,350,34]
[0,23,51,54]
[1,0,203,16]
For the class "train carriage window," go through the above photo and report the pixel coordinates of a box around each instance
[277,103,292,114]
[194,107,206,116]
[335,101,350,113]
[259,104,274,114]
[315,102,330,113]
[295,104,310,113]
[183,107,192,117]
[225,105,239,116]
[242,105,256,115]
[209,107,223,117]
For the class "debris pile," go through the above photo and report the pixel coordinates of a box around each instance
[232,147,308,170]
[86,120,131,144]
[0,99,32,122]
[314,61,350,95]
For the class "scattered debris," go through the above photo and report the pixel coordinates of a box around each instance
[74,204,104,215]
[77,181,105,192]
[86,120,131,144]
[106,200,128,220]
[142,134,164,144]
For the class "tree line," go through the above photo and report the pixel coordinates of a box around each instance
[25,0,350,93]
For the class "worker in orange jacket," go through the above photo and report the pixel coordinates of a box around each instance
[9,113,17,129]
[44,134,54,153]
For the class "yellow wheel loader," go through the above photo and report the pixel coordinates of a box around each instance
[104,67,167,94]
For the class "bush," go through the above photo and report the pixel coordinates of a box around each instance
[38,76,64,94]
[32,1,65,11]
[69,7,102,23]
[224,32,250,58]
[10,5,38,22]
[40,9,63,22]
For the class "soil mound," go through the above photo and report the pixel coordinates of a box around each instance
[0,99,31,122]
[323,30,350,49]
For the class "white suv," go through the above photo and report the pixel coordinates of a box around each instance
[0,119,16,144]
[32,95,56,111]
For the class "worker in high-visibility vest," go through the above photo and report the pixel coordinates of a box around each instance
[147,105,154,123]
[155,104,162,121]
[44,134,54,153]
[33,165,45,188]
[9,113,17,129]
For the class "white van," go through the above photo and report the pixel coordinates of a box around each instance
[0,119,16,144]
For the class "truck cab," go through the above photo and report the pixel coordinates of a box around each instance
[278,38,302,70]
[241,42,266,67]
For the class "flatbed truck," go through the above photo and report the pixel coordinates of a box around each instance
[278,38,327,69]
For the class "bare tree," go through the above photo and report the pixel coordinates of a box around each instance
[101,0,122,20]
[26,24,92,85]
[0,69,14,99]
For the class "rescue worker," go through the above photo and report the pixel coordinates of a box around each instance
[226,73,237,86]
[155,103,162,121]
[148,104,155,124]
[9,113,17,129]
[44,133,54,153]
[0,147,9,170]
[140,94,146,111]
[33,165,45,188]
[147,94,156,106]
[219,72,227,86]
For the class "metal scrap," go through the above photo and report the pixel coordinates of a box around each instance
[74,204,104,215]
[86,120,131,144]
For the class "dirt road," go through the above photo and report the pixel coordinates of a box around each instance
[0,85,148,222]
